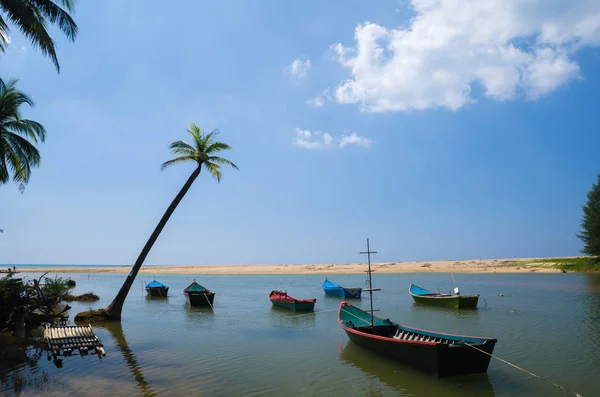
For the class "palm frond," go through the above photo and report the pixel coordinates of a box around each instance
[208,156,238,170]
[203,160,222,182]
[205,141,231,154]
[0,0,60,71]
[160,155,197,171]
[29,0,78,41]
[4,119,45,142]
[0,15,9,52]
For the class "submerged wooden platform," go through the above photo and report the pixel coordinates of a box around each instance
[44,324,106,366]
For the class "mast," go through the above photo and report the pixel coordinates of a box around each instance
[360,238,380,328]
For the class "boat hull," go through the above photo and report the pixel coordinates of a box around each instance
[338,302,496,377]
[186,292,215,307]
[323,286,362,299]
[145,287,169,298]
[270,300,315,312]
[409,284,479,309]
[343,329,495,376]
[411,294,479,309]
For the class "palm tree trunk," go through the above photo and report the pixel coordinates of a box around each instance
[102,165,202,320]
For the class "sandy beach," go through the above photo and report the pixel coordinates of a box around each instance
[13,257,569,275]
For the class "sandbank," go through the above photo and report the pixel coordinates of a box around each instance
[13,257,567,275]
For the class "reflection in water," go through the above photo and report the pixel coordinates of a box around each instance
[584,275,600,365]
[339,341,495,397]
[93,323,156,397]
[269,305,317,329]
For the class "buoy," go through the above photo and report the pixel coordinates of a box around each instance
[500,293,504,297]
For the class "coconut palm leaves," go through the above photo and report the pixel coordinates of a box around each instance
[0,0,78,72]
[161,123,239,179]
[0,78,45,190]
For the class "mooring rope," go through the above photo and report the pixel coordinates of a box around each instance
[204,294,216,313]
[465,343,583,397]
[339,308,375,325]
[290,308,338,318]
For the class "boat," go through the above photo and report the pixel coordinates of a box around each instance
[269,290,316,312]
[322,279,362,298]
[183,280,215,307]
[338,239,497,377]
[144,280,169,297]
[409,283,479,309]
[338,302,497,376]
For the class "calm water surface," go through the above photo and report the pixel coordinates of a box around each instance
[1,272,599,396]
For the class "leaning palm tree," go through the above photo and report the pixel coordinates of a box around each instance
[76,124,238,321]
[0,0,78,72]
[0,78,45,191]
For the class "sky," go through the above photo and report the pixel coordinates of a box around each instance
[1,0,600,265]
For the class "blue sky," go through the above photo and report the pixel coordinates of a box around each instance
[1,0,600,265]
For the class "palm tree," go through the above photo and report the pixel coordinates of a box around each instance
[0,0,78,72]
[76,124,238,321]
[0,78,45,191]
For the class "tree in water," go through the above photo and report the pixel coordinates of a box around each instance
[0,79,45,192]
[578,173,600,256]
[0,0,78,72]
[76,124,238,321]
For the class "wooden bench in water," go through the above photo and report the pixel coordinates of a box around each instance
[44,324,106,366]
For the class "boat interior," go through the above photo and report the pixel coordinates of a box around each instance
[351,324,466,345]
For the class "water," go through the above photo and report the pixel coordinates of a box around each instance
[1,272,599,396]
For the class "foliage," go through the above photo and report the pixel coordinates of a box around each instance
[520,257,600,273]
[0,79,45,191]
[578,173,600,256]
[0,0,78,72]
[161,123,239,180]
[0,274,73,332]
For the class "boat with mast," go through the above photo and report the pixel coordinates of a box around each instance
[337,239,497,377]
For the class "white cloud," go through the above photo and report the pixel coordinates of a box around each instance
[306,88,332,107]
[324,0,600,112]
[294,128,372,149]
[287,58,311,80]
[340,132,372,148]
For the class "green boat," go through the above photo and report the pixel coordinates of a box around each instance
[409,284,479,309]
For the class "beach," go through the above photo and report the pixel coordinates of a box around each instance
[14,257,568,274]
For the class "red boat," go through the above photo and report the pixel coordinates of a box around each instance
[269,290,316,312]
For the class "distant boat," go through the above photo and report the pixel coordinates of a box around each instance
[183,280,215,307]
[338,302,497,377]
[322,279,361,299]
[409,283,479,309]
[144,280,169,297]
[269,290,316,312]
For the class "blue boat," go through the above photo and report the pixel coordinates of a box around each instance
[322,279,362,299]
[145,280,169,297]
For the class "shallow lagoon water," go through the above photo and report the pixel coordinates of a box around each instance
[1,272,599,396]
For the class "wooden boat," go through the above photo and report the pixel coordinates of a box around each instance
[322,278,362,298]
[338,239,497,377]
[269,290,316,312]
[183,280,215,307]
[409,283,479,309]
[144,280,169,297]
[338,301,497,377]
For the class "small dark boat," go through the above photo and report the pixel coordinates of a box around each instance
[322,279,362,298]
[338,301,497,377]
[269,290,316,312]
[409,283,479,309]
[183,280,215,307]
[338,239,496,377]
[144,280,169,297]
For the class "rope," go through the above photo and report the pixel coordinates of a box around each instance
[204,294,216,313]
[290,308,338,318]
[465,343,583,397]
[340,308,375,325]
